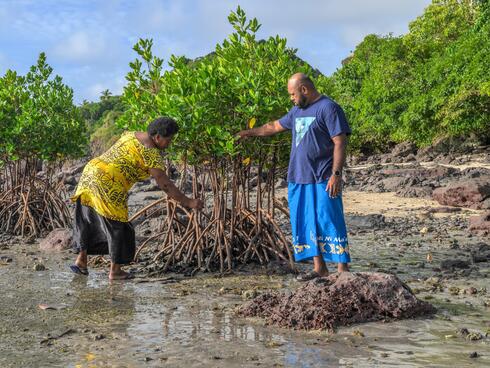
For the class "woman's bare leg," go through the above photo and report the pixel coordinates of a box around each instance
[109,263,132,280]
[75,250,88,269]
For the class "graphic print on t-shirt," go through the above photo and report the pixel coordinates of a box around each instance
[294,117,316,147]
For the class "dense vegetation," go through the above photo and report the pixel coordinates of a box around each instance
[316,0,490,151]
[79,94,125,155]
[0,54,86,236]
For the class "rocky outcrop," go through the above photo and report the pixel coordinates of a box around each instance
[39,228,73,252]
[469,212,490,236]
[432,179,490,210]
[238,272,435,331]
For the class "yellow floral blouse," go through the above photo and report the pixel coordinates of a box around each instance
[72,131,165,222]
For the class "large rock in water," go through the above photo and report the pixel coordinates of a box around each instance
[469,211,490,236]
[432,178,490,209]
[238,272,435,331]
[39,228,73,252]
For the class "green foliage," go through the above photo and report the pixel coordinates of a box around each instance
[0,53,87,163]
[90,110,125,155]
[327,0,490,151]
[119,6,314,165]
[79,94,126,133]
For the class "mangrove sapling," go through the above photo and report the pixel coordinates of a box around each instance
[0,53,86,238]
[120,7,316,273]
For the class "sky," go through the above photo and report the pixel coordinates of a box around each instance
[0,0,432,104]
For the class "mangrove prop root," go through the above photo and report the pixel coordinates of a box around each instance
[0,159,71,238]
[132,152,295,274]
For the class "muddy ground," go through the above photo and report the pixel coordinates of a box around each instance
[1,152,490,367]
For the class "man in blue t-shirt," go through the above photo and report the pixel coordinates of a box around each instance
[237,73,351,281]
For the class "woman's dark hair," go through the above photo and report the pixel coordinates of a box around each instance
[147,117,179,137]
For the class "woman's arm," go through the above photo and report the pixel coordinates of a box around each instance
[149,168,203,209]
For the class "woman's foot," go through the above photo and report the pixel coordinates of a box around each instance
[109,263,134,280]
[71,251,89,275]
[75,251,88,269]
[70,264,89,275]
[109,270,134,280]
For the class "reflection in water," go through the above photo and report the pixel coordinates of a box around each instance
[4,256,489,368]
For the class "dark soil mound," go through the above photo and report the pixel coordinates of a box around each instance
[238,272,435,331]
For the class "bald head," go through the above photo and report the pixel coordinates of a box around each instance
[288,73,316,90]
[287,73,319,108]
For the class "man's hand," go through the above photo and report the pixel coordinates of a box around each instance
[326,175,342,198]
[187,198,204,210]
[235,120,286,141]
[235,130,250,141]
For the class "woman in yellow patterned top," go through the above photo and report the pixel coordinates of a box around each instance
[70,117,203,280]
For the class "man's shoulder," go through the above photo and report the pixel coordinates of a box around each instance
[318,95,341,110]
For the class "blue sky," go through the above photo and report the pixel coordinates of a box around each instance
[0,0,431,104]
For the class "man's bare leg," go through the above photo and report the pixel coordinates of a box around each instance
[313,256,329,276]
[337,262,349,272]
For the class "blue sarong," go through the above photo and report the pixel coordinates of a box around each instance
[288,181,350,263]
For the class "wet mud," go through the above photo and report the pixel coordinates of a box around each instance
[1,162,490,366]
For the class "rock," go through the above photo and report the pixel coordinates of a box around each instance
[0,256,13,263]
[461,167,490,179]
[469,212,490,236]
[63,175,77,186]
[402,153,417,162]
[397,186,433,199]
[142,183,160,192]
[242,289,259,300]
[39,229,73,252]
[432,178,490,209]
[380,166,457,180]
[379,177,409,192]
[391,142,418,158]
[238,272,435,331]
[345,214,386,230]
[275,178,288,189]
[470,243,490,263]
[466,332,483,341]
[427,206,462,214]
[469,352,479,359]
[440,260,470,270]
[33,263,46,271]
[67,162,87,176]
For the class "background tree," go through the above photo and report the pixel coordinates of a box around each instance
[118,7,316,272]
[318,0,489,152]
[0,53,87,237]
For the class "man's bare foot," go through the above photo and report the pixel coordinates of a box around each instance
[296,268,329,282]
[337,263,349,273]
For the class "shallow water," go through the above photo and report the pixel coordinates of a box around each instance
[1,237,489,368]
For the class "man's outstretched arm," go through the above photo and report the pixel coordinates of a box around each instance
[237,120,287,139]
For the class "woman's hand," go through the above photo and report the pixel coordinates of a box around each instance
[186,198,204,210]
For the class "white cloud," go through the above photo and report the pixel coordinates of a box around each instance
[1,0,433,103]
[53,32,106,62]
[84,74,127,102]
